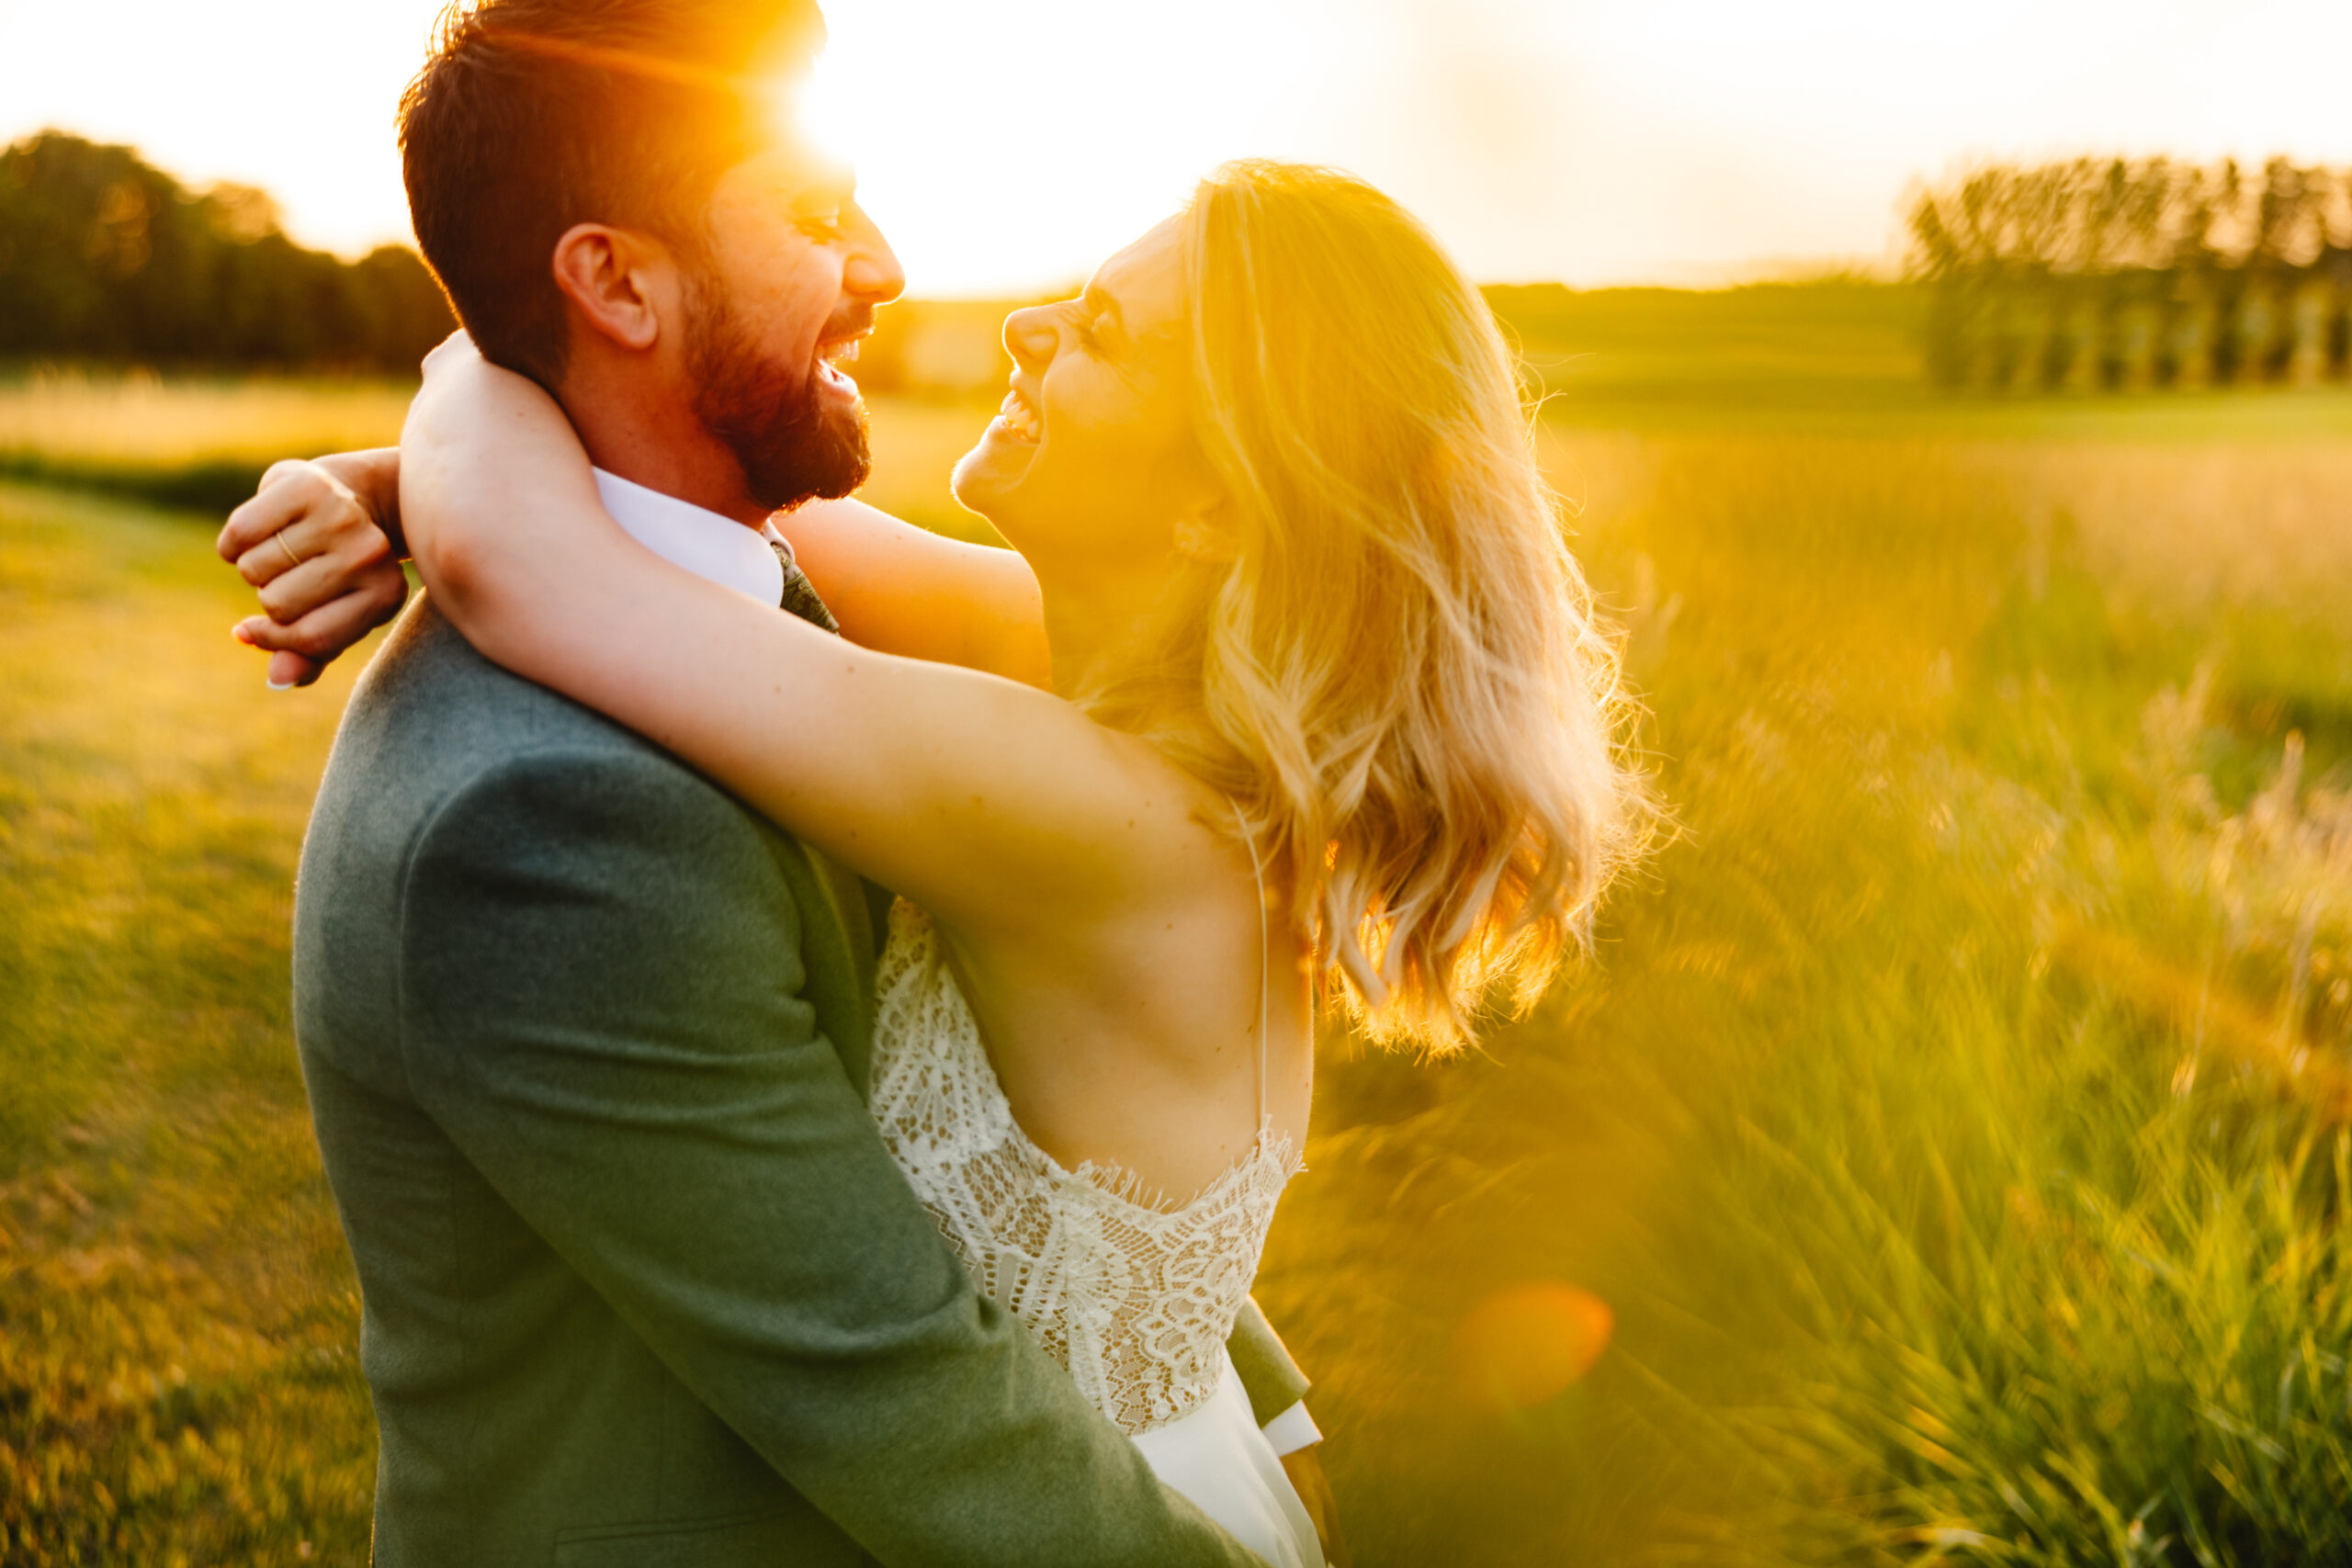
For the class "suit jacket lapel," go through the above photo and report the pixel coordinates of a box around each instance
[797,841,877,1092]
[765,576,876,1089]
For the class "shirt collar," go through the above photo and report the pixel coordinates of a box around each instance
[593,468,783,606]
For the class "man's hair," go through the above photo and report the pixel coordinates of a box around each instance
[399,0,823,386]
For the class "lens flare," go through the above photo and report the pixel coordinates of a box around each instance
[1451,1281,1614,1414]
[769,51,856,178]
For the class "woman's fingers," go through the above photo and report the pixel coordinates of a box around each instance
[220,457,407,690]
[232,560,408,672]
[253,552,342,623]
[266,649,327,690]
[220,459,390,592]
[217,476,310,573]
[233,488,395,610]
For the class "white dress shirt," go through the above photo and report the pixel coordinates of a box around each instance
[593,468,785,604]
[1259,1399,1321,1456]
[589,466,1319,1456]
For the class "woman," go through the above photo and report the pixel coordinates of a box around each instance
[228,161,1645,1566]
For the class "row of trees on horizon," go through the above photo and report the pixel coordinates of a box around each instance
[20,130,2352,402]
[1910,156,2352,392]
[0,130,1025,392]
[0,132,454,373]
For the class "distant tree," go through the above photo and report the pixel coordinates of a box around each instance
[0,131,454,372]
[1907,155,2352,394]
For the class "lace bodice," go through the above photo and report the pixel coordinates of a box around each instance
[867,902,1303,1435]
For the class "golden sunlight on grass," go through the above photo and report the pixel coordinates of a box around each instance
[0,369,413,470]
[0,484,379,1563]
[5,372,2352,1562]
[1450,1282,1614,1415]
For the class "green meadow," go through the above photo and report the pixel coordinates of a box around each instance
[4,287,2351,1564]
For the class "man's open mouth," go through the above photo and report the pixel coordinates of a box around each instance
[816,335,863,388]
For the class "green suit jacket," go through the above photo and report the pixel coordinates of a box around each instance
[292,600,1307,1567]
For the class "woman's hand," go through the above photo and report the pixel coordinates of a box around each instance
[217,448,408,688]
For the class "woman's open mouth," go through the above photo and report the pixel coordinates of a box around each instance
[991,384,1043,445]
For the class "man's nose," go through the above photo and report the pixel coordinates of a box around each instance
[1003,305,1057,373]
[842,203,905,306]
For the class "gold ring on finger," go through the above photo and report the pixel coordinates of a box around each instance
[277,533,305,569]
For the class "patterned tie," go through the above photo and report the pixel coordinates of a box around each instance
[768,536,841,634]
[763,532,875,1018]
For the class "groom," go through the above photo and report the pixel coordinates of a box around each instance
[259,2,1319,1563]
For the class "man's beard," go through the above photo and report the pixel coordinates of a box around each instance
[684,274,871,513]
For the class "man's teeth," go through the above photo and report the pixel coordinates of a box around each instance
[821,340,859,367]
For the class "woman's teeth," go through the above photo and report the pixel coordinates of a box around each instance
[997,388,1042,443]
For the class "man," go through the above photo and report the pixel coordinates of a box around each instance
[220,2,1322,1562]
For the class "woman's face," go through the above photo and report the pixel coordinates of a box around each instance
[951,217,1215,573]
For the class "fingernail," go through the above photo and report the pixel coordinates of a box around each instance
[266,679,297,692]
[232,624,254,645]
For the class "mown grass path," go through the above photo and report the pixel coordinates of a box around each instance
[1,484,378,1565]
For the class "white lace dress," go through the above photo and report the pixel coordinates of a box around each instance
[868,900,1322,1567]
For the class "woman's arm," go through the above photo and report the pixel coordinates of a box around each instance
[780,498,1051,688]
[220,461,1051,689]
[400,345,1195,942]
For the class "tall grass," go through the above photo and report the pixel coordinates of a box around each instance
[1261,432,2352,1563]
[2,382,2348,1562]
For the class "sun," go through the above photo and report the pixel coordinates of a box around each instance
[770,48,861,182]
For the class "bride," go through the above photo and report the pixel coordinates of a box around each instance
[227,160,1644,1567]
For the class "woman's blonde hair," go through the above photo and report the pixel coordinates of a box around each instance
[1083,160,1651,1052]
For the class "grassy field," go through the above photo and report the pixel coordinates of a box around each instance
[0,364,997,544]
[1270,423,2352,1564]
[0,485,376,1563]
[0,370,418,517]
[4,309,2351,1563]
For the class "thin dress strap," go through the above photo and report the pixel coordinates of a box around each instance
[1227,795,1270,1132]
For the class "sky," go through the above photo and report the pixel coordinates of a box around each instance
[7,0,2352,296]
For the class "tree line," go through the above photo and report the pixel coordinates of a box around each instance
[1909,157,2352,392]
[0,132,454,373]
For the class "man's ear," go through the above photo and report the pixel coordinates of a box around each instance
[549,224,674,353]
